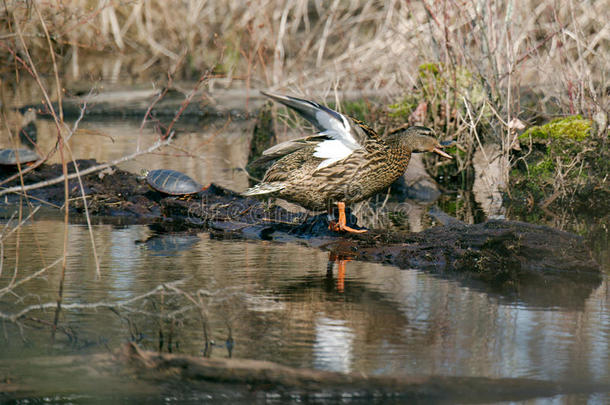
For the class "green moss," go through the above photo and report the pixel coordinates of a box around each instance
[418,62,440,78]
[389,62,488,122]
[388,211,410,229]
[517,116,594,187]
[388,99,417,118]
[520,115,592,142]
[509,114,608,210]
[441,199,458,217]
[215,34,241,74]
[529,158,554,178]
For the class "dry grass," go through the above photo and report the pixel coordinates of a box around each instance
[1,0,608,190]
[1,1,606,100]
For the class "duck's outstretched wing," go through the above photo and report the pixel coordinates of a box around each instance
[261,91,351,133]
[248,133,329,168]
[261,91,365,169]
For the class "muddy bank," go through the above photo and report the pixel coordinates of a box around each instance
[0,159,601,294]
[0,342,607,403]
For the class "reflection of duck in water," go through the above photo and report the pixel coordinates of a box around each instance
[244,92,452,233]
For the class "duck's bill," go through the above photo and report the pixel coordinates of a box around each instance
[433,148,452,159]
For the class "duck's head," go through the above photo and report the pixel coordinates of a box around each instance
[390,126,452,159]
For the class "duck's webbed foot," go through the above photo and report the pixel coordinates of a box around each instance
[328,202,367,234]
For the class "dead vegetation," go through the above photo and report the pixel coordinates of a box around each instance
[1,1,606,99]
[2,0,607,170]
[1,0,607,226]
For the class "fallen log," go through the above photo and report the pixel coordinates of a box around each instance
[1,343,607,402]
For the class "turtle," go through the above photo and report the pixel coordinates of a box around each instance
[144,169,207,195]
[0,148,40,166]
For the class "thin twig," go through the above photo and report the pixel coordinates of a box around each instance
[0,256,63,299]
[0,207,39,243]
[0,135,175,197]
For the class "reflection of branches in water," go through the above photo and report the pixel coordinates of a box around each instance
[0,279,246,356]
[0,207,52,315]
[0,207,40,245]
[164,283,246,357]
[0,208,244,355]
[108,307,145,344]
[0,256,63,299]
[0,280,187,322]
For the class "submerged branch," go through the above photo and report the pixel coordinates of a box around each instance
[0,279,188,322]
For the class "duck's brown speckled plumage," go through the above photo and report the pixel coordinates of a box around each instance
[245,92,451,214]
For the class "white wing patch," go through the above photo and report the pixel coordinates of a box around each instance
[313,139,357,169]
[261,93,364,170]
[312,115,362,170]
[315,113,360,148]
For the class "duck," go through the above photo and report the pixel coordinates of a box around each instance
[244,91,452,233]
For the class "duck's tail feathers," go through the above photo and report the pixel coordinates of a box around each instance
[242,182,285,196]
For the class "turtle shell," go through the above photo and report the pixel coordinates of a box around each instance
[0,148,39,165]
[146,169,204,195]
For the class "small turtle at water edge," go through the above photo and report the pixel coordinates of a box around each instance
[143,169,208,195]
[0,148,40,166]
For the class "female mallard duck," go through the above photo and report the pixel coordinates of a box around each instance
[244,91,452,233]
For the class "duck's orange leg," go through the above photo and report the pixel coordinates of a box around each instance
[328,202,367,233]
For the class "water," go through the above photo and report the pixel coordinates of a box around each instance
[1,111,609,403]
[1,219,609,400]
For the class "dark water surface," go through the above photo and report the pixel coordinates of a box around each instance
[1,114,609,403]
